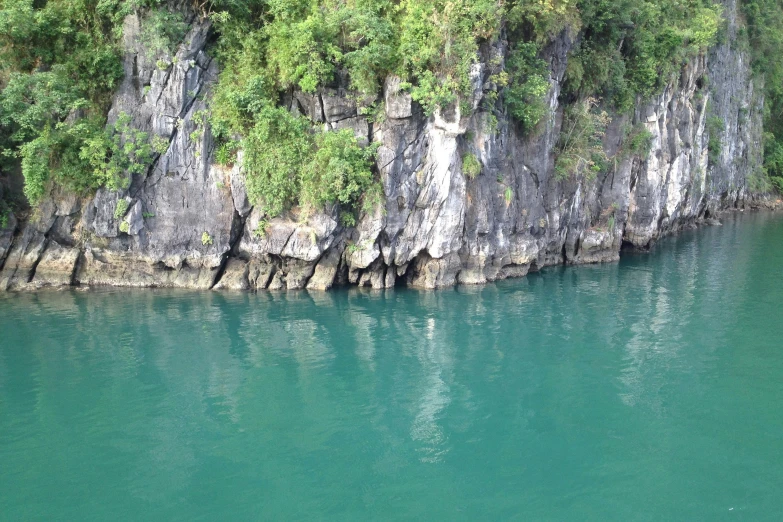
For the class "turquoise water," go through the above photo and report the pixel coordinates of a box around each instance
[2,213,783,520]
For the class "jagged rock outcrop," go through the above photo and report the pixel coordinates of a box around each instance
[0,0,772,291]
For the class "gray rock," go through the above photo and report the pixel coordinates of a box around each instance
[229,152,252,218]
[294,92,324,122]
[248,258,275,289]
[126,200,145,236]
[306,246,341,290]
[284,259,317,290]
[0,211,17,266]
[331,117,369,146]
[213,258,249,290]
[33,242,80,286]
[384,76,412,119]
[267,271,285,290]
[0,224,48,290]
[321,89,357,122]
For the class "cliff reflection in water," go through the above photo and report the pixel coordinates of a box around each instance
[2,212,783,519]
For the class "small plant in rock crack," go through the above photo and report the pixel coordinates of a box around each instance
[707,115,724,163]
[79,112,168,193]
[358,101,386,124]
[119,221,130,233]
[214,141,239,167]
[555,97,610,181]
[151,135,169,154]
[189,110,209,144]
[462,153,482,179]
[346,241,366,254]
[201,231,213,246]
[340,211,357,227]
[622,123,653,160]
[114,199,129,219]
[504,187,513,205]
[599,202,620,231]
[253,218,269,238]
[0,201,10,229]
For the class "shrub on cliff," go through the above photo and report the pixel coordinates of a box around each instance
[0,0,177,202]
[0,0,735,207]
[230,102,379,219]
[742,0,783,193]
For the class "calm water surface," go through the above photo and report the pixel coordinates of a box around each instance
[2,213,783,520]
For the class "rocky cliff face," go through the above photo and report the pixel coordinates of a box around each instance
[0,0,769,291]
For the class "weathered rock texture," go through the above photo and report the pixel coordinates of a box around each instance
[0,0,772,291]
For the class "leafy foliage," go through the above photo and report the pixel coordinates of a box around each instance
[0,0,175,203]
[622,123,654,159]
[742,0,783,192]
[139,6,188,57]
[397,0,501,114]
[218,100,379,218]
[555,98,610,180]
[706,115,724,164]
[241,104,316,217]
[114,198,129,219]
[0,0,771,213]
[504,42,551,132]
[301,130,380,213]
[462,152,482,178]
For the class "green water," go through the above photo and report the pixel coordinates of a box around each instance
[2,213,783,520]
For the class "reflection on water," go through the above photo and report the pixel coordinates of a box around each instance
[410,316,452,463]
[2,212,783,520]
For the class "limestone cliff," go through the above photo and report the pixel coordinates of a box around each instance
[0,0,770,291]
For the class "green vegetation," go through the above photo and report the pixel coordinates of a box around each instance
[555,98,610,181]
[462,153,482,178]
[253,218,269,238]
[201,231,213,246]
[206,0,508,217]
[557,0,721,109]
[0,198,10,229]
[211,0,726,207]
[603,202,619,231]
[0,0,772,217]
[139,6,188,57]
[706,115,724,164]
[217,100,379,218]
[114,199,130,219]
[622,123,654,159]
[742,0,783,191]
[0,0,174,205]
[504,42,550,133]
